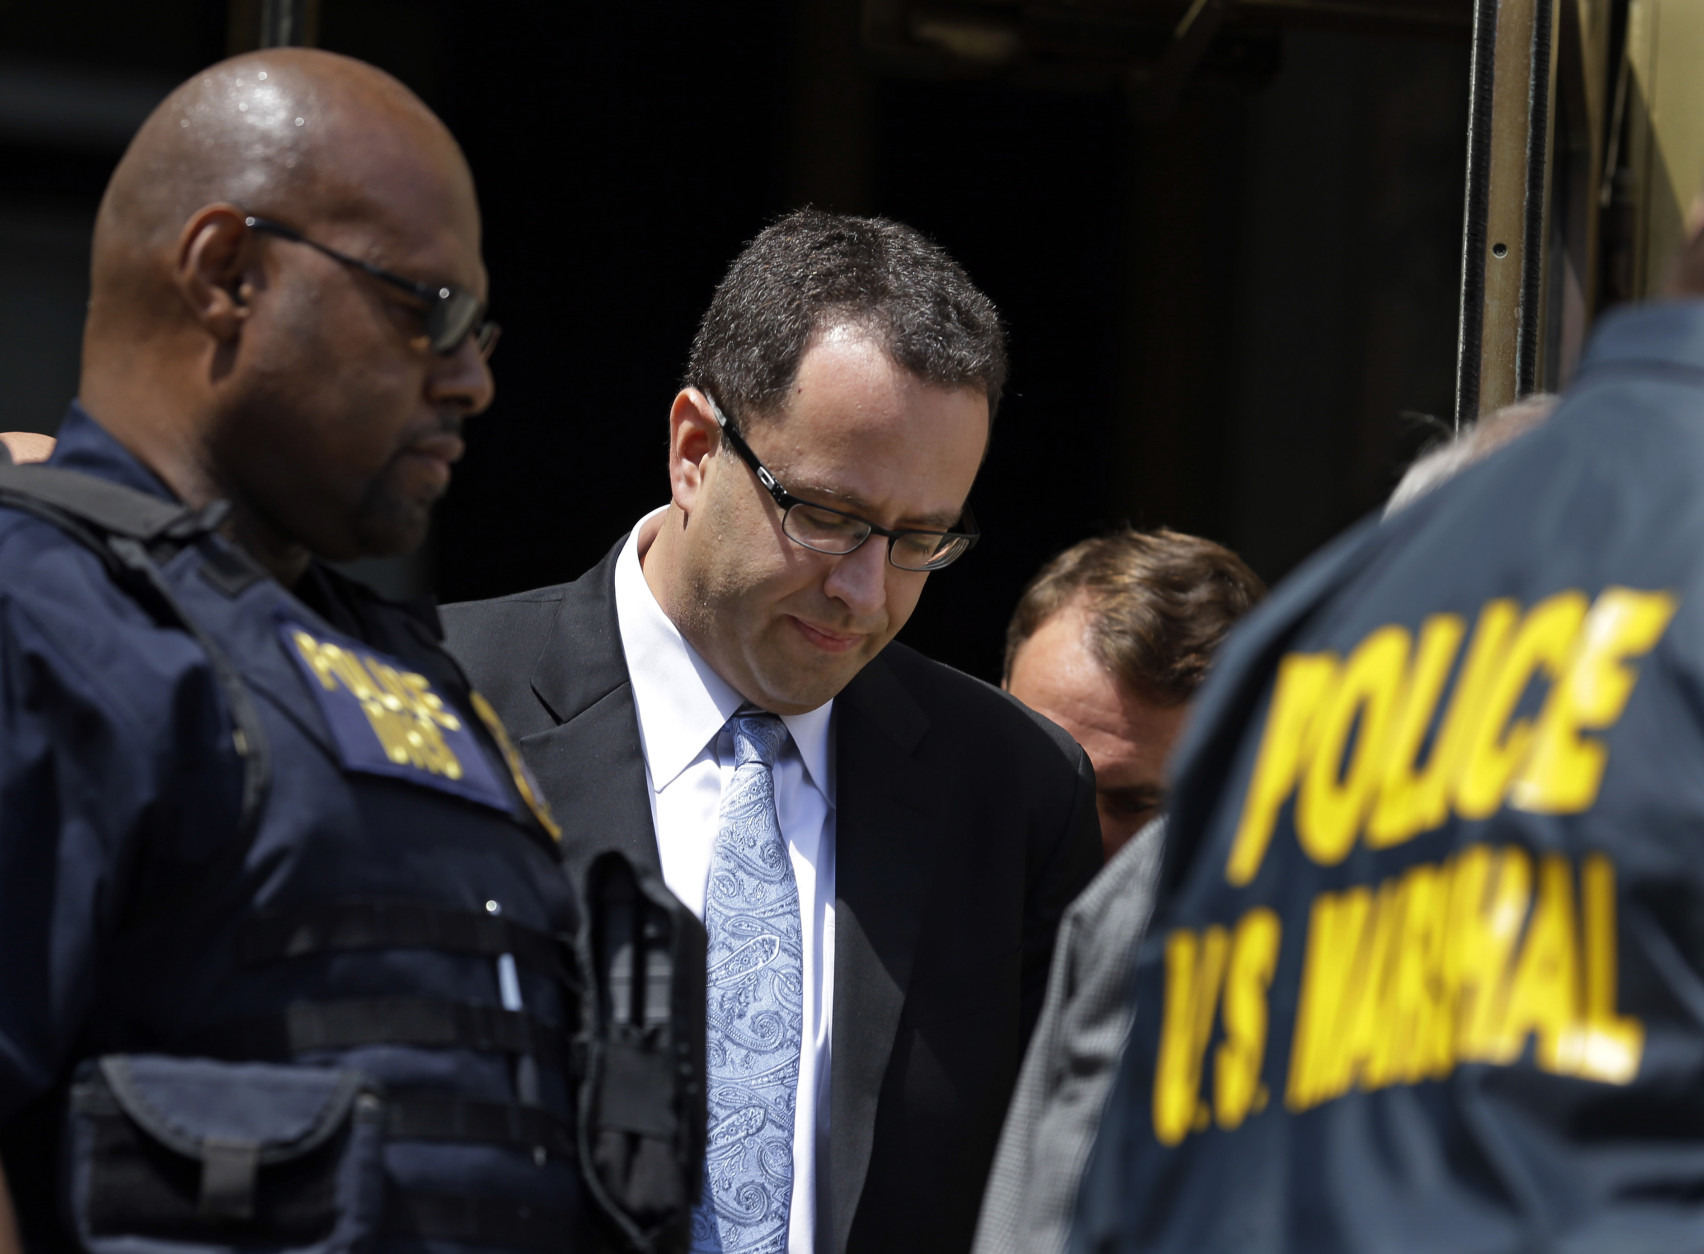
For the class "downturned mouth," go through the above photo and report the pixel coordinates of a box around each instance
[789,616,863,651]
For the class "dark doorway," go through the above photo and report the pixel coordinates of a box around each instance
[2,0,1470,681]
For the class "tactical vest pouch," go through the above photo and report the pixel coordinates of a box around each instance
[64,1055,385,1254]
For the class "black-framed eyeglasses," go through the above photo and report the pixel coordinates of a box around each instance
[243,215,499,358]
[703,391,980,572]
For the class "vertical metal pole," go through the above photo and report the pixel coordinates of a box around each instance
[1455,0,1501,430]
[258,0,318,48]
[1455,0,1560,427]
[1518,0,1560,394]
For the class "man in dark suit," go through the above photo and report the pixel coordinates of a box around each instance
[443,210,1102,1254]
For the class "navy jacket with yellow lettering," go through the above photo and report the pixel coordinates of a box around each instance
[1073,300,1704,1254]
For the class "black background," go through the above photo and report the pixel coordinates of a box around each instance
[0,0,1471,681]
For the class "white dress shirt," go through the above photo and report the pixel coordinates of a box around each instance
[613,509,836,1254]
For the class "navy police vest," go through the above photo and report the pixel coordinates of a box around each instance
[0,462,588,1252]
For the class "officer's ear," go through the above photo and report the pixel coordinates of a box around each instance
[174,204,257,342]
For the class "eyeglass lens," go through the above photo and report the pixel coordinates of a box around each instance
[782,502,969,571]
[429,287,497,356]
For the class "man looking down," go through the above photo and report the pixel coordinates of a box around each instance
[445,210,1103,1254]
[977,527,1263,1254]
[1004,528,1266,861]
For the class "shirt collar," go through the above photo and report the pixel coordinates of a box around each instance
[1579,298,1704,378]
[47,401,180,500]
[613,507,836,804]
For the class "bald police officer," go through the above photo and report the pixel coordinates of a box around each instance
[0,50,609,1252]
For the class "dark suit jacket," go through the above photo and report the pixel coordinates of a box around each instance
[442,537,1102,1254]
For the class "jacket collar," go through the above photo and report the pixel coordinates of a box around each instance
[50,401,181,501]
[528,535,634,725]
[1579,298,1704,379]
[516,537,660,876]
[612,511,835,801]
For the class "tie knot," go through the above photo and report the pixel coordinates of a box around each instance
[729,707,787,769]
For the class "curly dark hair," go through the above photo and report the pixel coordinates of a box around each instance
[684,208,1007,423]
[1004,528,1266,706]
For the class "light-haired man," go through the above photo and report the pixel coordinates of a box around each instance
[1005,528,1265,860]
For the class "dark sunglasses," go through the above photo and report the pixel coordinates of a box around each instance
[243,215,499,357]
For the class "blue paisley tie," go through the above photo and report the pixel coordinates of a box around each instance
[692,708,802,1254]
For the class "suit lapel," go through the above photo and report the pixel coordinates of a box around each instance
[515,540,661,877]
[829,652,943,1254]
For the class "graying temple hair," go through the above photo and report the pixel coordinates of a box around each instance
[1385,393,1559,516]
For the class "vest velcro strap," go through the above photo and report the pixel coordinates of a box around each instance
[384,1192,576,1254]
[386,1093,574,1159]
[194,998,567,1070]
[239,900,571,984]
[0,463,197,541]
[198,1136,261,1220]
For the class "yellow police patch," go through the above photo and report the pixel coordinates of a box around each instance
[281,620,513,815]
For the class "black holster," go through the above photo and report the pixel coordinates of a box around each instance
[578,851,707,1254]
